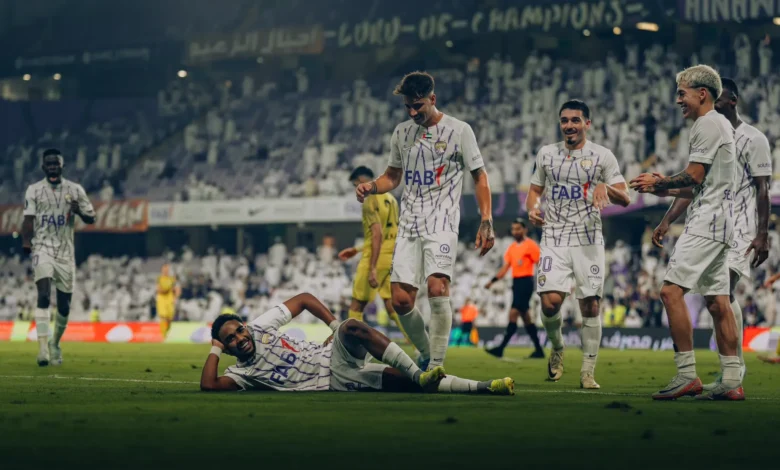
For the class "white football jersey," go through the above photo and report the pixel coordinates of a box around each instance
[733,122,772,242]
[388,114,485,237]
[530,140,626,247]
[223,305,332,391]
[23,178,95,262]
[683,110,737,244]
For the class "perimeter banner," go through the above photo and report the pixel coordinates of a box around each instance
[0,199,149,234]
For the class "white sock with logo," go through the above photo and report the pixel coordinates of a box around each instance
[428,296,452,368]
[581,316,601,373]
[381,342,422,383]
[35,308,50,355]
[397,307,430,360]
[674,351,697,380]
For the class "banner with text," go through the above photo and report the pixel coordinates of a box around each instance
[323,0,655,50]
[148,197,363,226]
[679,0,780,23]
[0,199,149,235]
[188,26,325,63]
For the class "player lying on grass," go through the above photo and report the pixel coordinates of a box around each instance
[200,292,515,395]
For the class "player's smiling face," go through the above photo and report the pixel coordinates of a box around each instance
[218,321,255,358]
[559,109,590,148]
[42,154,63,184]
[676,86,703,119]
[404,94,435,126]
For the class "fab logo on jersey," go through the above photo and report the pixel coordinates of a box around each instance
[40,214,67,227]
[551,184,585,200]
[405,165,447,186]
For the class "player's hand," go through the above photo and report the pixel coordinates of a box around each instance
[323,334,334,346]
[652,221,669,248]
[629,173,662,194]
[528,208,544,227]
[355,182,376,203]
[592,183,610,210]
[211,339,225,351]
[368,268,379,288]
[69,199,81,215]
[746,233,770,269]
[338,247,358,261]
[475,219,495,256]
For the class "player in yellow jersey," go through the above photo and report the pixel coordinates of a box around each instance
[339,167,411,345]
[156,264,180,337]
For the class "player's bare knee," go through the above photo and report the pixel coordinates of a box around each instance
[705,296,728,319]
[659,284,681,305]
[579,297,600,318]
[426,275,450,298]
[37,290,51,309]
[342,318,370,338]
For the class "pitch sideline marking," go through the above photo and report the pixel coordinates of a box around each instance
[1,375,778,401]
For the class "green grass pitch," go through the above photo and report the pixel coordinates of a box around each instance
[1,343,778,470]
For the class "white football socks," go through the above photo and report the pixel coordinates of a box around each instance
[428,296,452,368]
[437,375,489,393]
[542,312,565,351]
[581,316,601,373]
[674,351,697,380]
[34,308,50,354]
[381,342,422,383]
[720,354,741,388]
[397,307,430,360]
[53,313,69,346]
[730,299,744,368]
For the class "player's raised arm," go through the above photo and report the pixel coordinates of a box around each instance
[282,293,339,330]
[200,340,240,392]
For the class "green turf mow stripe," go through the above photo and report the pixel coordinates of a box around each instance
[2,374,778,400]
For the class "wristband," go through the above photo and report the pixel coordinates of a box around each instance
[491,276,499,283]
[369,181,378,194]
[209,346,222,357]
[329,320,340,332]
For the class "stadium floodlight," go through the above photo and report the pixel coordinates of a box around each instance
[177,69,188,78]
[613,27,622,35]
[774,17,780,26]
[445,40,453,48]
[22,74,31,81]
[53,73,61,81]
[636,22,659,32]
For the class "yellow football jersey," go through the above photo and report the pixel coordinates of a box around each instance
[362,193,398,258]
[157,275,176,297]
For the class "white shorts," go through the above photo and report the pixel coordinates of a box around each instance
[32,252,75,293]
[664,234,730,296]
[536,244,605,299]
[727,238,751,281]
[329,323,389,392]
[390,232,457,288]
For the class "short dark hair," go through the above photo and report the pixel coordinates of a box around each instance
[512,218,526,228]
[393,71,435,100]
[721,77,739,99]
[349,166,374,181]
[211,314,243,341]
[559,100,591,120]
[42,148,62,161]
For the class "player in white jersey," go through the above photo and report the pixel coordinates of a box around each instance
[525,100,631,389]
[200,292,515,395]
[652,77,771,391]
[355,72,495,371]
[21,149,96,367]
[631,65,743,401]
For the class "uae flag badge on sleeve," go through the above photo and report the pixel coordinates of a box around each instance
[421,132,433,141]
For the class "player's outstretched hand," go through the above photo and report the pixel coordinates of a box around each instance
[652,221,669,248]
[592,183,610,210]
[355,182,375,203]
[746,233,770,269]
[629,173,662,194]
[528,208,544,227]
[475,219,495,256]
[338,247,358,261]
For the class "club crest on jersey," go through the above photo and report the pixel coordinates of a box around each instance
[538,275,546,286]
[261,333,272,344]
[580,159,594,170]
[434,141,447,156]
